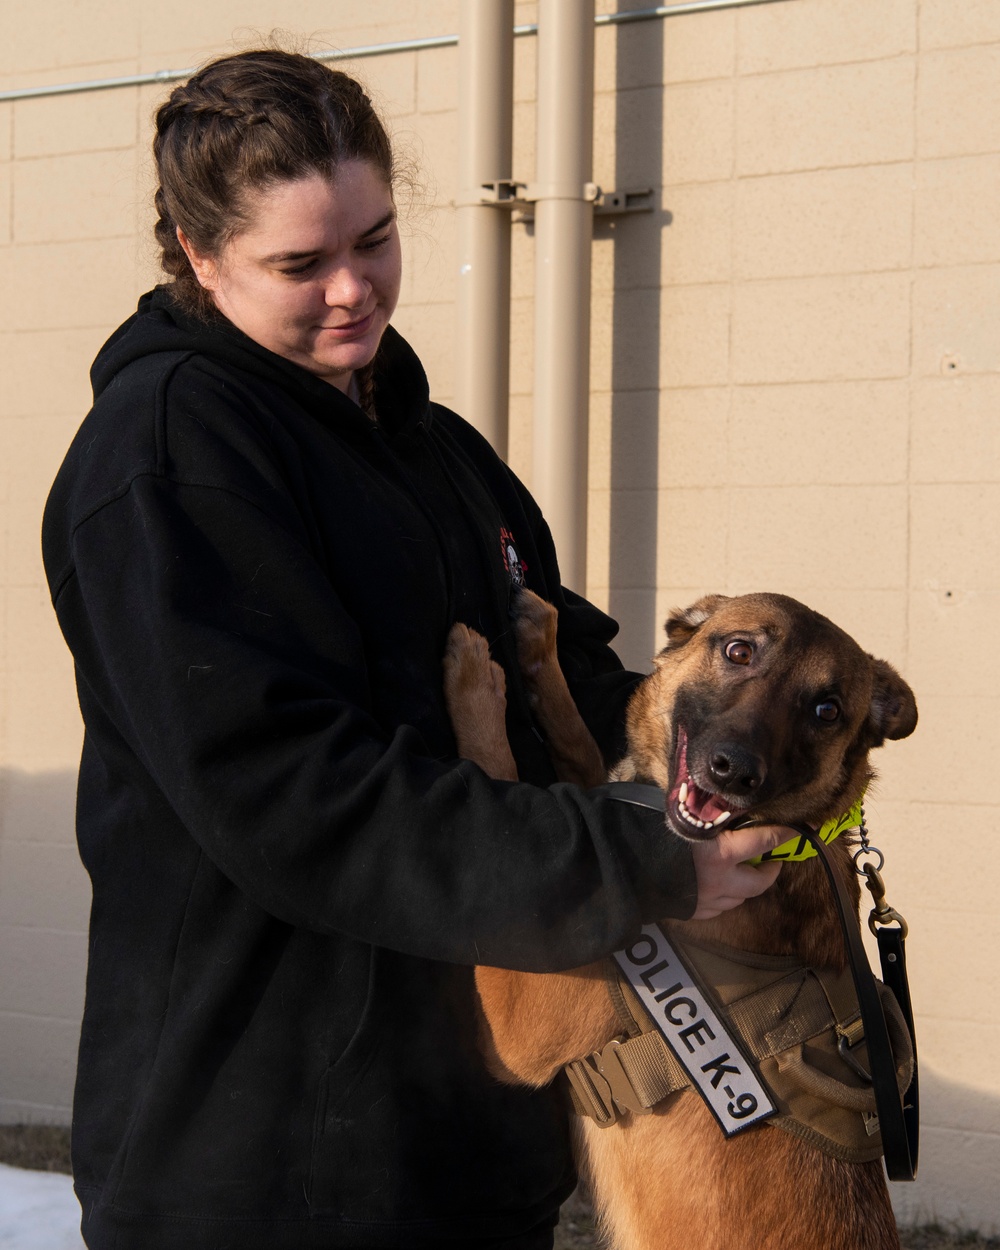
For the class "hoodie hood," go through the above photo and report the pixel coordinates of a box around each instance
[91,287,433,439]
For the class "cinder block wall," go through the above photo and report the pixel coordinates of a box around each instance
[1,0,996,1233]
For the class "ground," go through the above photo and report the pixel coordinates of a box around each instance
[0,1126,994,1249]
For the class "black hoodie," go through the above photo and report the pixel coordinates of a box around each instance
[42,290,696,1249]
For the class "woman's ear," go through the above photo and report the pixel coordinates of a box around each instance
[176,227,220,291]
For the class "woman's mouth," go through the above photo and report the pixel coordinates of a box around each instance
[317,310,376,339]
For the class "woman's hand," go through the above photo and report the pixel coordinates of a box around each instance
[689,824,791,920]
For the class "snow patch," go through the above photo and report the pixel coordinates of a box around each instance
[0,1164,84,1249]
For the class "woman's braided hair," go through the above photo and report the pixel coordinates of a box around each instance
[153,49,395,417]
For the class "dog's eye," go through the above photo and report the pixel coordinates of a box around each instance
[815,701,840,722]
[724,640,754,665]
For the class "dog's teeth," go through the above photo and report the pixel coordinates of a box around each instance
[712,811,732,828]
[678,781,689,805]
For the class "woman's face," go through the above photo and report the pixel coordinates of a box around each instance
[180,160,402,394]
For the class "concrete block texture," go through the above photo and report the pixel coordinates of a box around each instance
[13,86,139,159]
[589,388,660,493]
[911,483,1000,592]
[399,203,455,308]
[919,0,1000,50]
[907,588,1000,699]
[415,45,456,116]
[0,769,78,847]
[737,0,916,73]
[904,910,999,1028]
[736,57,915,177]
[884,694,994,805]
[657,387,729,489]
[133,1,458,70]
[0,164,9,247]
[391,299,455,406]
[734,164,914,280]
[0,0,139,77]
[658,184,733,288]
[0,332,101,420]
[918,44,1000,160]
[3,662,84,772]
[0,239,144,333]
[879,801,998,916]
[0,925,86,1019]
[0,1013,79,1123]
[731,273,911,384]
[911,375,1000,483]
[660,80,734,186]
[606,585,660,676]
[13,148,137,244]
[0,840,90,932]
[595,6,736,94]
[912,264,1000,378]
[725,380,910,485]
[723,483,909,591]
[659,283,731,389]
[0,418,88,588]
[915,155,1000,269]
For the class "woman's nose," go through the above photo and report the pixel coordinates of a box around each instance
[324,266,371,308]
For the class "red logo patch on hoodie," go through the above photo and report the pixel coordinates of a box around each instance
[499,527,527,587]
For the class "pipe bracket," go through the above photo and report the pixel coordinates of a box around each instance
[593,187,655,216]
[478,181,653,219]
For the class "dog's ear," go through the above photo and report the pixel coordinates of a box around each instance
[663,595,730,650]
[868,658,918,743]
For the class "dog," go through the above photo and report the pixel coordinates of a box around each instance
[443,590,917,1250]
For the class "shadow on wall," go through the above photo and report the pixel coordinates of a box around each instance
[604,22,664,673]
[0,769,87,1124]
[892,1064,1000,1236]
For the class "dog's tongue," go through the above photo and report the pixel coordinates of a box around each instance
[683,780,730,823]
[673,729,732,826]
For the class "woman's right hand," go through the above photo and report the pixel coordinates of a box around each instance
[688,824,790,920]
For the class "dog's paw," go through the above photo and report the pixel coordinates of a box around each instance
[443,623,507,704]
[512,588,558,675]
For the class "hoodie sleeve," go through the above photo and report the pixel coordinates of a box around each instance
[52,468,695,972]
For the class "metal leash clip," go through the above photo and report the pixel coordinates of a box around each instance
[851,804,908,938]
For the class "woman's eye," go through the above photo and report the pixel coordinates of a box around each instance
[360,233,392,253]
[281,260,317,277]
[724,640,754,665]
[815,701,840,722]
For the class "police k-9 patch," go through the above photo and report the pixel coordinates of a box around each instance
[613,924,777,1136]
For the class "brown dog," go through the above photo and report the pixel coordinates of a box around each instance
[443,590,917,1250]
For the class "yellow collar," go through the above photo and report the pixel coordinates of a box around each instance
[749,797,864,865]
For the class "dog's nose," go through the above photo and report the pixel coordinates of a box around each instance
[708,742,766,795]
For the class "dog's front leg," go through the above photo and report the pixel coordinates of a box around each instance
[443,622,518,781]
[512,589,607,788]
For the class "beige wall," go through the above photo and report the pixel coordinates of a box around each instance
[1,0,997,1233]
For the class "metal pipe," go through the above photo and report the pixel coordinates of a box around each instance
[0,0,790,103]
[531,0,596,594]
[454,0,514,454]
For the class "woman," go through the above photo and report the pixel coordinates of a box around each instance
[42,49,785,1250]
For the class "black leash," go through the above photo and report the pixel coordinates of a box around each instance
[791,823,919,1181]
[598,783,919,1180]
